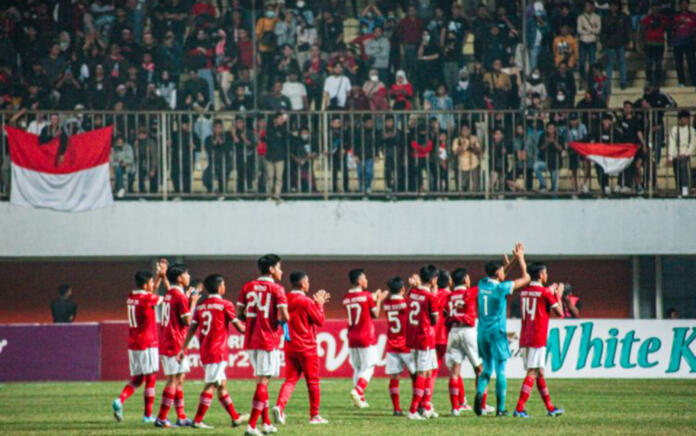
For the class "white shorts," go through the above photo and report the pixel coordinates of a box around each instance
[385,352,416,375]
[348,346,378,373]
[161,354,191,376]
[248,349,281,377]
[204,362,227,385]
[411,348,438,372]
[128,347,159,376]
[445,327,482,369]
[521,347,547,369]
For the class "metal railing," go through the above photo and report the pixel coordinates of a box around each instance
[1,108,693,200]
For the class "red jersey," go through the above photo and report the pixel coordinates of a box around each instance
[519,283,560,348]
[285,290,325,355]
[193,295,237,365]
[159,286,192,357]
[382,295,409,354]
[237,277,288,351]
[445,285,478,328]
[342,288,377,348]
[126,290,161,350]
[406,287,437,350]
[434,288,451,345]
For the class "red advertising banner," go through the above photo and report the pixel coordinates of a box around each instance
[99,320,448,381]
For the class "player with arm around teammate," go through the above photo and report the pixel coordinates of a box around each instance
[513,262,565,418]
[179,274,249,429]
[474,243,530,417]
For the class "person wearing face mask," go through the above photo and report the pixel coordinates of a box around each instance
[365,26,390,82]
[294,1,314,26]
[441,31,463,96]
[453,67,473,110]
[290,125,317,193]
[256,3,280,89]
[363,69,389,110]
[524,68,547,107]
[416,30,441,93]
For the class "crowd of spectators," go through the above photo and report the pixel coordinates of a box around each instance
[0,0,695,198]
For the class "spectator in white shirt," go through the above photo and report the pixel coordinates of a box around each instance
[322,63,351,109]
[282,70,308,111]
[668,110,696,197]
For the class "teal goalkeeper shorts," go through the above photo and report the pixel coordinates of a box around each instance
[477,328,511,362]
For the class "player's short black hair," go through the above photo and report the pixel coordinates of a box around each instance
[166,263,188,283]
[290,271,307,287]
[258,254,281,274]
[419,264,439,283]
[349,268,365,285]
[134,271,154,288]
[452,268,468,286]
[190,278,203,289]
[204,274,224,294]
[485,261,503,277]
[58,283,71,296]
[437,269,451,288]
[529,262,547,281]
[387,276,404,294]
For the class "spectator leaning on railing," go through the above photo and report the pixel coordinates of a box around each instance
[668,110,696,197]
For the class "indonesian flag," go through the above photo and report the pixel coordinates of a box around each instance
[5,126,114,212]
[568,142,639,175]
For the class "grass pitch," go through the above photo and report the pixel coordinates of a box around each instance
[0,378,695,435]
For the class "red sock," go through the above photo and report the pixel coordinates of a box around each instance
[515,376,535,413]
[458,377,466,405]
[262,406,271,425]
[219,393,240,421]
[482,391,488,409]
[157,386,176,421]
[536,375,554,411]
[420,375,434,410]
[448,377,460,410]
[308,378,321,418]
[174,386,187,420]
[144,374,157,417]
[389,378,401,412]
[118,375,143,403]
[249,384,267,429]
[409,375,425,414]
[194,392,213,424]
[355,377,368,396]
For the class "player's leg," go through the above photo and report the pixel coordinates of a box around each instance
[155,374,177,426]
[463,327,483,411]
[408,369,427,419]
[192,383,216,428]
[249,375,271,432]
[114,373,144,422]
[537,368,563,416]
[218,380,247,426]
[304,353,326,424]
[174,384,188,424]
[143,372,157,420]
[274,353,303,424]
[447,361,462,414]
[473,363,491,412]
[514,365,537,417]
[474,335,493,416]
[493,358,509,415]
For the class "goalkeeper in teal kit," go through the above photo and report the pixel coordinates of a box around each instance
[474,243,530,417]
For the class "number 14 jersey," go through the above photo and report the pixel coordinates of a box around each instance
[519,283,560,348]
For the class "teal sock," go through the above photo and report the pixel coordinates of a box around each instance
[495,359,508,411]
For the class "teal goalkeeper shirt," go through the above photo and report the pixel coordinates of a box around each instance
[477,277,514,335]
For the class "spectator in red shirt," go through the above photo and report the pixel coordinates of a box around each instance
[641,4,669,86]
[396,4,423,84]
[389,70,413,109]
[672,0,696,86]
[408,120,433,192]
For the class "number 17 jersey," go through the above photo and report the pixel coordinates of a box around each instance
[342,288,377,348]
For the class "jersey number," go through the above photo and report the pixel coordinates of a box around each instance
[160,302,171,326]
[200,311,213,335]
[387,311,401,333]
[521,297,538,321]
[448,300,464,318]
[127,305,137,328]
[346,303,362,326]
[409,301,421,326]
[246,291,271,318]
[482,295,489,316]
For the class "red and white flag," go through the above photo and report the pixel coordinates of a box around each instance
[568,142,639,175]
[5,126,114,212]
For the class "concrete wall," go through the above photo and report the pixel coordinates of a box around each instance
[1,200,695,257]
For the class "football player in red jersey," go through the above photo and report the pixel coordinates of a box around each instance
[112,260,168,423]
[434,270,452,375]
[272,271,330,425]
[513,262,565,418]
[155,264,201,428]
[237,254,289,436]
[179,274,248,429]
[444,268,494,416]
[342,268,388,409]
[381,276,416,416]
[406,265,440,420]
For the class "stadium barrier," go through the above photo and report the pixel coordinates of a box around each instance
[1,320,694,382]
[0,108,694,200]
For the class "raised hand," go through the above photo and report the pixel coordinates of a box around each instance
[374,289,389,303]
[313,289,331,305]
[513,242,525,259]
[407,274,421,288]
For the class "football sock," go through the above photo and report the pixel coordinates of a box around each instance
[389,378,401,411]
[537,375,554,411]
[449,376,460,410]
[174,386,187,420]
[157,386,176,421]
[249,384,267,429]
[118,375,143,403]
[421,375,434,410]
[409,375,425,414]
[143,374,157,417]
[219,393,240,421]
[193,391,213,424]
[515,375,535,412]
[495,359,508,412]
[458,376,466,406]
[355,377,368,396]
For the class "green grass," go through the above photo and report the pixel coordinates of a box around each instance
[1,379,696,435]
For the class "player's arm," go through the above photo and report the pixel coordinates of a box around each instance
[180,292,201,326]
[232,318,246,333]
[236,288,247,321]
[371,289,388,318]
[429,294,438,326]
[153,258,169,291]
[511,242,531,291]
[549,283,565,317]
[310,290,330,327]
[178,321,198,361]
